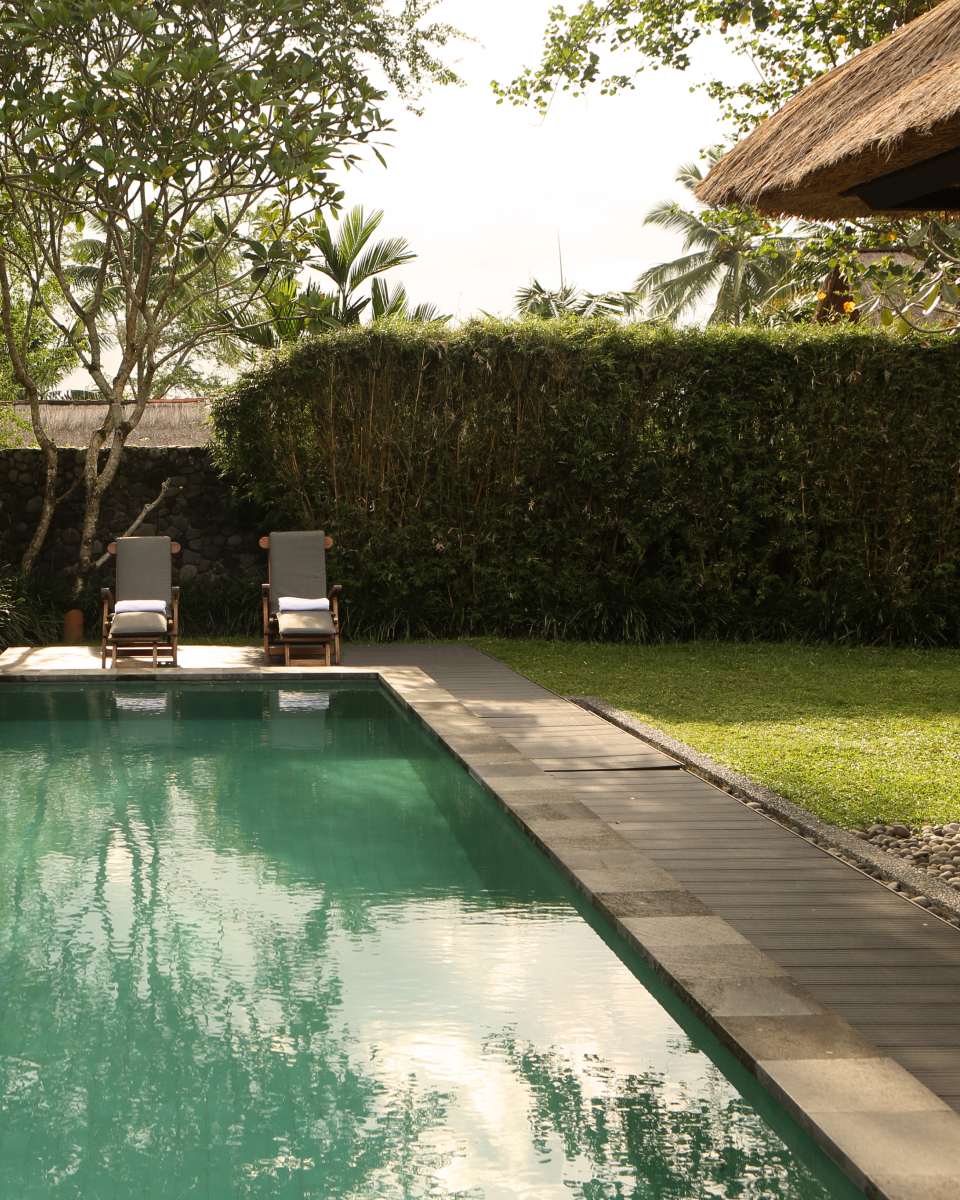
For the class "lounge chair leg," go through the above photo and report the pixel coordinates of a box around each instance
[334,634,340,664]
[284,642,290,667]
[264,636,270,667]
[325,642,330,667]
[111,644,117,669]
[152,643,158,667]
[101,641,107,669]
[171,637,177,667]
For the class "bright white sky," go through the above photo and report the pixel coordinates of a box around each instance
[63,3,747,392]
[339,0,747,320]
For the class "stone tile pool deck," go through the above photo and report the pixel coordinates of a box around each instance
[2,639,960,1199]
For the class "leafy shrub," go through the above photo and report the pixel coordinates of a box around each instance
[0,569,72,647]
[210,319,960,644]
[175,575,264,638]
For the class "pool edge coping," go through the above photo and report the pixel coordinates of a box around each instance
[1,663,955,1199]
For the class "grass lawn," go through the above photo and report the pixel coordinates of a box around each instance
[470,639,960,831]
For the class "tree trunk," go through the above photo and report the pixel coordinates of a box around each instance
[20,438,58,574]
[0,254,61,574]
[72,375,156,595]
[815,265,860,324]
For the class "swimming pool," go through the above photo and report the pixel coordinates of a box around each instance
[0,681,862,1198]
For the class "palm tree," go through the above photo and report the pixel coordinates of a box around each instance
[635,151,797,325]
[514,278,636,318]
[370,278,451,323]
[216,205,436,352]
[218,278,339,355]
[306,207,416,325]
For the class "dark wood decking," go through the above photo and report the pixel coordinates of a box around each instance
[344,642,960,1112]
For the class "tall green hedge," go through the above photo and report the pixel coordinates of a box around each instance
[211,320,960,643]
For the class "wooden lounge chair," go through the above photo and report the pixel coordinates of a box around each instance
[101,536,180,668]
[261,531,342,666]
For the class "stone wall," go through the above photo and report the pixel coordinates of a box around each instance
[0,445,262,581]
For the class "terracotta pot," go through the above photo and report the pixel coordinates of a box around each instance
[62,609,84,644]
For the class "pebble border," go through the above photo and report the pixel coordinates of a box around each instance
[568,696,960,926]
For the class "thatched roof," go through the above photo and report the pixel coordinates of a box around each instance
[10,400,211,448]
[694,0,960,219]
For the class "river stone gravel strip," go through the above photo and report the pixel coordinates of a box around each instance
[568,696,960,927]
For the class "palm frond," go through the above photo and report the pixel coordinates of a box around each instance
[372,277,408,319]
[643,261,724,320]
[642,202,721,252]
[349,237,415,292]
[634,252,714,294]
[408,302,451,323]
[675,161,704,191]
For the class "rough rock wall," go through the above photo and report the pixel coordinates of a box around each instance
[0,445,262,580]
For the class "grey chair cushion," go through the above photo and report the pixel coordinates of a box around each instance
[111,611,169,637]
[269,532,326,616]
[116,537,172,617]
[277,611,335,638]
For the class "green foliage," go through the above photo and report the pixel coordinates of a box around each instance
[211,319,960,645]
[514,277,636,318]
[637,152,799,324]
[0,569,266,647]
[371,277,450,324]
[174,576,264,638]
[494,0,931,134]
[0,567,71,646]
[0,403,31,448]
[223,206,449,349]
[0,0,459,578]
[302,206,416,326]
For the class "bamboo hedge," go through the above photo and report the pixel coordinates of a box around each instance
[210,319,960,643]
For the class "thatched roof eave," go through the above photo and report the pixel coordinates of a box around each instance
[695,0,960,219]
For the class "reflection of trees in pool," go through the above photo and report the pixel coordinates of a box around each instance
[0,798,463,1195]
[485,1029,830,1200]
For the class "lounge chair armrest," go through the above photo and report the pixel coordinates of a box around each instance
[171,586,180,634]
[262,583,271,597]
[328,584,342,625]
[262,582,271,633]
[101,588,113,635]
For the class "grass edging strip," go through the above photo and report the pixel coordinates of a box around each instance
[568,694,960,926]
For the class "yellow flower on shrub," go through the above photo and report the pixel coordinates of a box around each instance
[843,301,856,313]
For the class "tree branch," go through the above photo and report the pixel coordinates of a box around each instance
[93,477,178,570]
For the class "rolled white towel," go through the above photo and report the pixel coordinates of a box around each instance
[115,599,167,613]
[278,596,330,612]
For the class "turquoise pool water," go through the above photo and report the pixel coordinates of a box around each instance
[0,681,861,1199]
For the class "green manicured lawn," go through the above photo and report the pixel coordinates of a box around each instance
[470,639,960,830]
